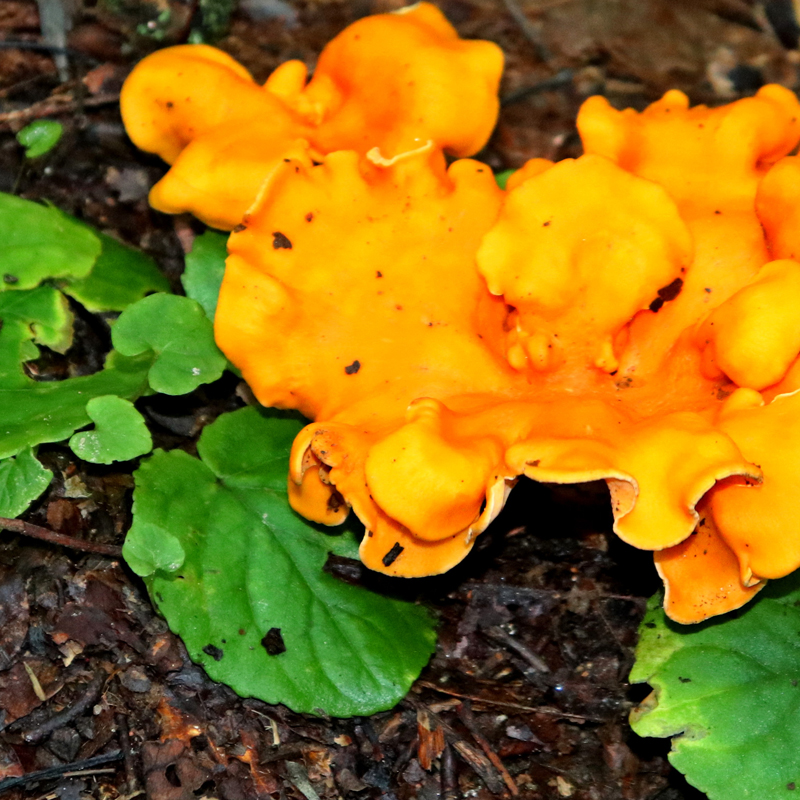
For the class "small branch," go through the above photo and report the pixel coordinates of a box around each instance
[0,751,122,794]
[22,671,107,744]
[0,92,119,130]
[501,68,573,107]
[416,681,598,722]
[0,517,122,557]
[484,626,550,674]
[501,0,550,61]
[0,41,98,63]
[457,702,519,796]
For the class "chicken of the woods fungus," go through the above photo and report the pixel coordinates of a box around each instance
[121,4,800,625]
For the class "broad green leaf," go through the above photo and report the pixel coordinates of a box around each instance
[124,407,436,717]
[69,395,153,464]
[112,293,226,395]
[0,287,74,383]
[0,193,101,291]
[0,350,154,460]
[495,169,515,190]
[0,448,52,517]
[16,120,63,159]
[63,230,170,312]
[182,230,227,320]
[630,577,800,800]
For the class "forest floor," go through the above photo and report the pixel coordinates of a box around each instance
[0,1,797,799]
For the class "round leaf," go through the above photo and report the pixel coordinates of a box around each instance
[124,407,437,717]
[112,293,226,395]
[69,395,153,464]
[0,448,52,518]
[16,120,63,159]
[123,521,185,577]
[630,577,800,800]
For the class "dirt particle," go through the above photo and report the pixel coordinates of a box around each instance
[202,644,223,661]
[382,542,404,567]
[345,360,361,375]
[272,232,292,249]
[649,277,684,313]
[261,628,286,656]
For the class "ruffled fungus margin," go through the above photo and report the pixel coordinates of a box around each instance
[120,3,502,230]
[122,8,800,624]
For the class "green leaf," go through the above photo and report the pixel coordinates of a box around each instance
[16,120,63,159]
[0,448,52,517]
[495,169,515,190]
[182,230,227,321]
[112,293,226,395]
[124,407,437,717]
[69,395,153,464]
[630,577,800,800]
[0,284,153,459]
[0,193,101,291]
[0,287,74,383]
[63,229,170,312]
[0,350,154,460]
[124,521,185,577]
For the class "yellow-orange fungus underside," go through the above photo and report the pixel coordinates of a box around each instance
[122,9,800,623]
[119,3,502,230]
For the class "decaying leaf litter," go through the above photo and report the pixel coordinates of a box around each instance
[1,0,798,798]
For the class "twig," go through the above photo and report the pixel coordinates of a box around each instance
[0,92,119,130]
[117,713,138,794]
[22,672,107,744]
[63,768,117,778]
[0,517,122,557]
[457,702,519,796]
[0,751,122,794]
[452,740,506,795]
[501,68,573,107]
[501,0,550,61]
[484,626,550,674]
[416,681,596,722]
[405,697,507,795]
[441,744,458,800]
[0,41,98,63]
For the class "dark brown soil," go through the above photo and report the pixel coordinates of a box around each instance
[1,2,796,799]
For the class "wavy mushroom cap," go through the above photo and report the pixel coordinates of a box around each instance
[123,37,800,626]
[214,88,800,622]
[120,3,503,229]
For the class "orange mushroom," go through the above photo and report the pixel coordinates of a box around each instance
[123,13,800,623]
[120,3,502,229]
[214,84,800,623]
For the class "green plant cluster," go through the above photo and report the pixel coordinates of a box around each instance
[6,184,800,792]
[0,195,435,717]
[631,578,800,798]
